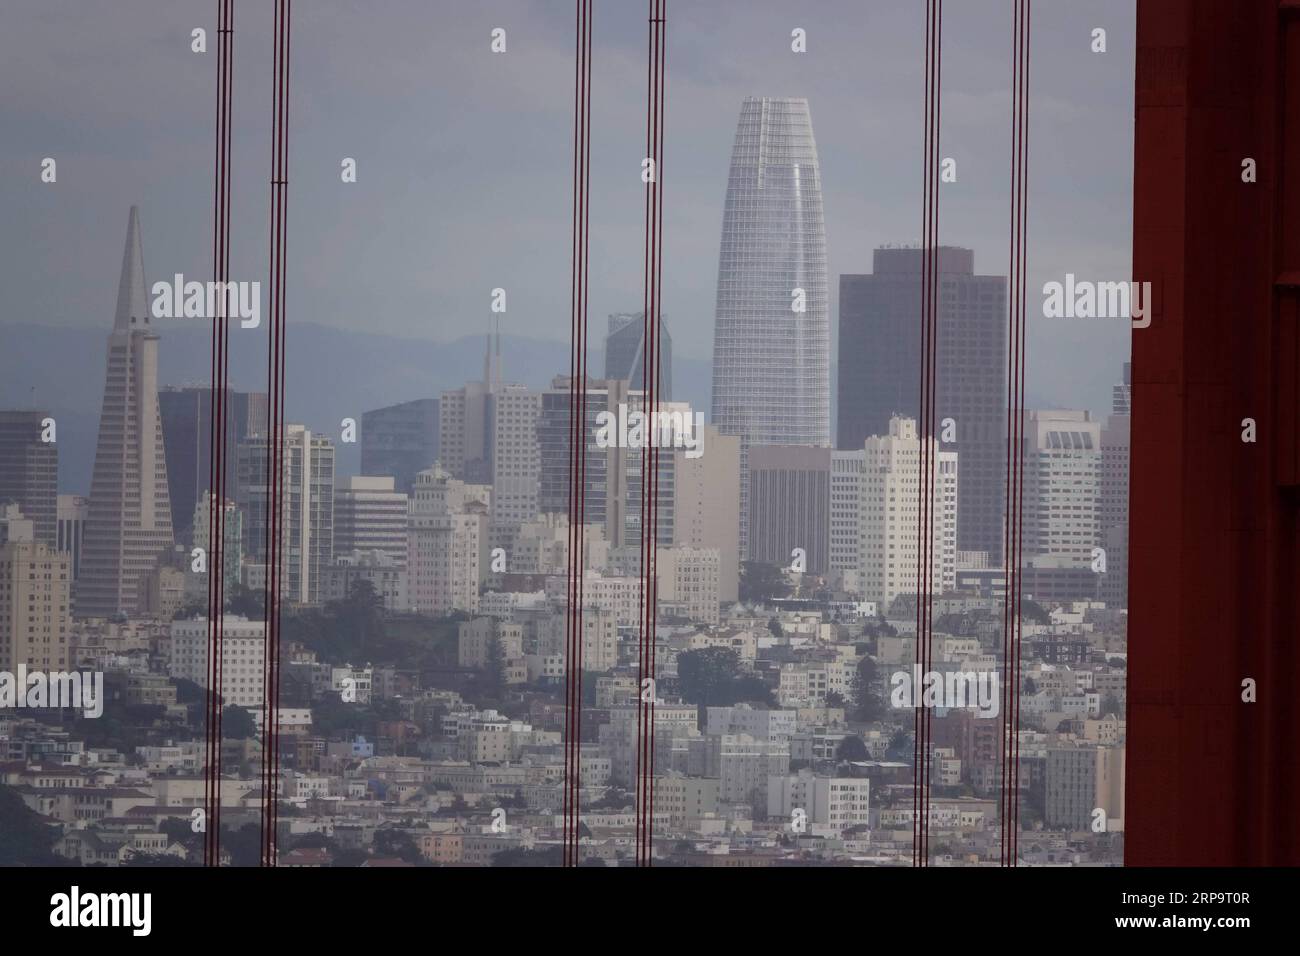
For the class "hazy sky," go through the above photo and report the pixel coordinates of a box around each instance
[1,0,1135,417]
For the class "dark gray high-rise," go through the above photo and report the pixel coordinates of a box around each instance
[837,246,1007,563]
[159,386,269,542]
[360,398,440,495]
[0,410,57,547]
[604,312,672,401]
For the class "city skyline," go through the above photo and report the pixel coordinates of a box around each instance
[0,0,1138,873]
[1,0,1136,426]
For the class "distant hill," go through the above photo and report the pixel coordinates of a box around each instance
[0,320,713,494]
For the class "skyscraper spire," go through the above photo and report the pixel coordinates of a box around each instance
[114,204,150,331]
[78,206,174,618]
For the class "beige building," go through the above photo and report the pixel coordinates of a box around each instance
[672,425,740,602]
[655,773,721,830]
[0,539,72,672]
[656,546,721,625]
[535,608,618,673]
[407,465,490,614]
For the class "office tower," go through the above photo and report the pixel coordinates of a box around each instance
[159,385,268,542]
[79,206,175,618]
[486,385,541,533]
[747,445,831,576]
[1111,362,1131,416]
[672,424,741,602]
[170,616,267,710]
[828,450,864,586]
[712,98,830,559]
[0,539,71,672]
[406,464,490,614]
[236,424,335,605]
[334,476,408,567]
[539,376,615,527]
[838,246,1007,563]
[1099,365,1131,607]
[605,311,673,400]
[858,416,958,610]
[191,494,243,589]
[538,376,679,549]
[360,397,439,495]
[1024,410,1101,564]
[439,330,540,539]
[56,494,88,583]
[0,410,57,548]
[711,97,830,448]
[620,393,683,550]
[439,327,503,484]
[1021,410,1101,604]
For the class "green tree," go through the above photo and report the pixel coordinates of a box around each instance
[886,729,910,760]
[222,823,262,867]
[836,735,869,762]
[0,784,63,865]
[739,562,790,605]
[851,656,886,722]
[374,828,422,864]
[222,704,257,740]
[1021,599,1052,624]
[676,647,773,711]
[225,582,265,618]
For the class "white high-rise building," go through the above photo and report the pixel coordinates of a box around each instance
[1025,410,1101,566]
[858,416,957,610]
[191,494,243,588]
[1099,365,1131,607]
[334,476,408,568]
[829,450,865,586]
[406,465,490,614]
[170,615,266,710]
[767,771,870,835]
[237,424,335,605]
[79,206,175,617]
[487,384,541,534]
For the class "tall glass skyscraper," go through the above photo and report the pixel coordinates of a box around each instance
[711,97,830,448]
[710,98,829,560]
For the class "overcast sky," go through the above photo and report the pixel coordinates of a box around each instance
[1,0,1135,418]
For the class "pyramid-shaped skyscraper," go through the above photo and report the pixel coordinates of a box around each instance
[77,206,175,617]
